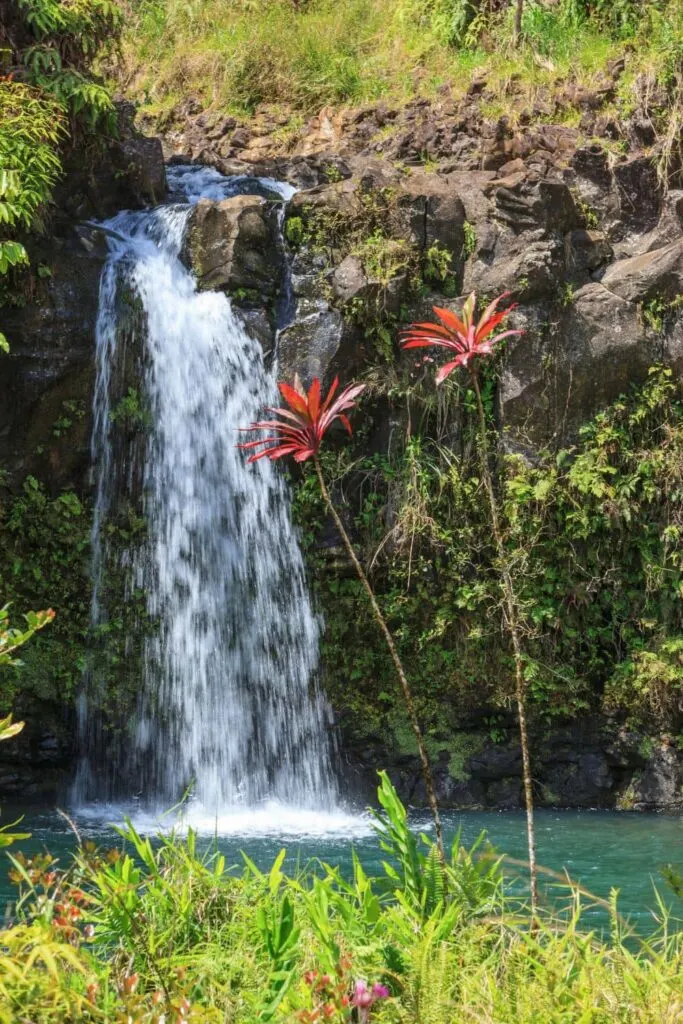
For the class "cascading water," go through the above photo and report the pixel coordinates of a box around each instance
[73,166,342,825]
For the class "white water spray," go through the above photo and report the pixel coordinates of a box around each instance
[74,166,344,824]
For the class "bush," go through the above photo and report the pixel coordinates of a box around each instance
[2,774,682,1022]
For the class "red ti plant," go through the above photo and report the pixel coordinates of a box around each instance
[401,292,540,913]
[239,375,446,864]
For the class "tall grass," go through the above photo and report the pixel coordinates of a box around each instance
[116,0,683,120]
[3,774,683,1022]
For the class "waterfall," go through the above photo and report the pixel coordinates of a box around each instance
[73,166,340,822]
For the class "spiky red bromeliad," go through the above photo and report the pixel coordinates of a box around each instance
[400,291,522,382]
[237,375,365,463]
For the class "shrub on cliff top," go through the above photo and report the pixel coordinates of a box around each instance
[0,0,121,347]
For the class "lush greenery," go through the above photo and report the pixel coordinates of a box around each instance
[0,0,121,346]
[0,474,145,723]
[2,365,682,757]
[0,605,54,848]
[119,0,682,125]
[0,478,90,713]
[293,366,683,751]
[1,773,682,1023]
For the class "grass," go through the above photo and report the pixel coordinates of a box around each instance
[2,774,683,1022]
[114,0,683,127]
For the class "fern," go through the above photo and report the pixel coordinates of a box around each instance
[0,0,121,348]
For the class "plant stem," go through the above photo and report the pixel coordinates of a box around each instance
[514,0,524,44]
[470,372,538,914]
[313,456,446,866]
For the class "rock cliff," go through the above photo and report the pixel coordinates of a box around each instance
[2,90,683,812]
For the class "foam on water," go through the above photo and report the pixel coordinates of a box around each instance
[74,801,374,840]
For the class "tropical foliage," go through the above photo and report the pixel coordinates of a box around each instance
[0,0,121,348]
[239,376,366,463]
[1,775,682,1022]
[401,292,538,910]
[0,603,54,668]
[240,376,445,861]
[292,365,683,751]
[0,605,54,848]
[400,293,523,382]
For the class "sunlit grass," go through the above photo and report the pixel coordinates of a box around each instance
[116,0,682,125]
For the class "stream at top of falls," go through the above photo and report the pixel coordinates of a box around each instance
[71,163,353,832]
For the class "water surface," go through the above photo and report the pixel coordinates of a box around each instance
[4,806,681,931]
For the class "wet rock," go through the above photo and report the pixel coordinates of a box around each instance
[112,128,166,207]
[469,744,522,781]
[486,777,522,808]
[627,743,683,811]
[54,101,166,222]
[278,300,349,388]
[541,753,614,807]
[181,195,281,294]
[0,239,103,484]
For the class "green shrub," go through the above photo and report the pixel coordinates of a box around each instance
[292,367,683,736]
[2,774,682,1022]
[0,0,121,348]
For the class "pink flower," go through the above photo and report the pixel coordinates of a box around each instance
[350,980,389,1019]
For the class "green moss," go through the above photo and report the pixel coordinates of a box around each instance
[0,475,147,727]
[293,367,683,744]
[284,216,305,247]
[447,733,486,783]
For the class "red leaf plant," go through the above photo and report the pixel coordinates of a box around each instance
[238,375,365,463]
[401,290,540,913]
[238,373,446,865]
[400,291,522,382]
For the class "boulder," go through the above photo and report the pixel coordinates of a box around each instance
[500,283,652,441]
[613,154,662,235]
[559,282,651,409]
[540,753,614,807]
[626,743,683,811]
[467,236,566,300]
[54,101,166,223]
[180,195,281,294]
[599,240,683,304]
[631,190,683,255]
[489,177,580,235]
[486,777,522,808]
[394,171,466,275]
[332,255,368,303]
[565,229,613,275]
[278,299,364,388]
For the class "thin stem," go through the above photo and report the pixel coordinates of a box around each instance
[470,372,538,915]
[514,0,524,44]
[313,456,446,866]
